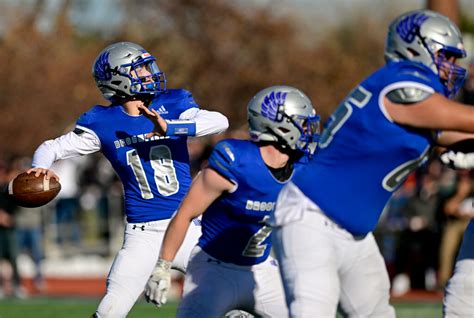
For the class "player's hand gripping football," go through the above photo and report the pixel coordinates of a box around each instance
[138,104,168,137]
[145,258,172,307]
[26,168,60,181]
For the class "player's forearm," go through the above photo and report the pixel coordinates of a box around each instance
[160,212,192,262]
[176,108,229,137]
[160,170,226,261]
[194,110,229,137]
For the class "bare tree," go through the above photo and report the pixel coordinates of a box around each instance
[0,0,385,156]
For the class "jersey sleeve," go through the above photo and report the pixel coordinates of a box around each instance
[164,90,228,137]
[207,141,239,186]
[179,108,229,137]
[176,89,200,112]
[75,106,104,141]
[32,130,100,168]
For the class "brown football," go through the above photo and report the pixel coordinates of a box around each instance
[8,172,61,208]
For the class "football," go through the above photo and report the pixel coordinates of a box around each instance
[8,172,61,208]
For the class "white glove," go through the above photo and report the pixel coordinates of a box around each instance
[145,258,172,307]
[440,151,474,170]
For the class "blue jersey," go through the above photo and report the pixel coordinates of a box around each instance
[76,89,197,223]
[198,139,307,266]
[293,61,445,236]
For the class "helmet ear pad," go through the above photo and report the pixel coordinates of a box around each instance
[92,42,167,102]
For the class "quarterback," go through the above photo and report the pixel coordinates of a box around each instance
[28,42,228,317]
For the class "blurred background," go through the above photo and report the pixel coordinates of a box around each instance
[1,0,474,317]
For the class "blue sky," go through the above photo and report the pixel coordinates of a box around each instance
[4,0,474,36]
[74,0,474,35]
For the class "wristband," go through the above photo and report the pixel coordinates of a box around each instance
[156,258,172,271]
[165,120,196,136]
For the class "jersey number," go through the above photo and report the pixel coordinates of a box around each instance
[126,145,179,199]
[319,86,371,148]
[242,216,272,258]
[319,86,431,191]
[382,146,430,191]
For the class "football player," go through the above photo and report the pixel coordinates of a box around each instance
[270,10,474,317]
[144,86,320,317]
[27,42,228,318]
[443,218,474,317]
[440,148,474,315]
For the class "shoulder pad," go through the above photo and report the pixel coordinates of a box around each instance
[208,140,240,183]
[215,141,236,161]
[386,87,433,104]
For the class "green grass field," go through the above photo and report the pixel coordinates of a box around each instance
[0,298,443,318]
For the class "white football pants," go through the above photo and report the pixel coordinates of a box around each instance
[177,246,288,318]
[444,220,474,318]
[272,185,395,318]
[95,218,202,318]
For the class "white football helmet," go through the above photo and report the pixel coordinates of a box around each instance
[247,85,320,155]
[92,42,166,102]
[385,10,466,98]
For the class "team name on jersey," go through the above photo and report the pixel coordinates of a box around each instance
[114,134,170,149]
[245,200,276,212]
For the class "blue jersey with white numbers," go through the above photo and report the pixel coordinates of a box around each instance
[198,139,307,266]
[76,89,197,223]
[293,61,445,236]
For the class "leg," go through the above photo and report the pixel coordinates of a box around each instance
[5,227,22,289]
[177,247,238,318]
[273,211,340,318]
[438,219,468,287]
[95,222,162,318]
[253,256,288,318]
[443,259,474,317]
[338,233,395,318]
[29,228,44,288]
[444,220,474,317]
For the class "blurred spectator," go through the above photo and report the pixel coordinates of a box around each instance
[187,137,208,177]
[376,173,416,281]
[79,154,121,255]
[50,156,86,253]
[0,159,26,298]
[10,157,45,293]
[437,170,474,289]
[392,171,440,294]
[15,205,44,293]
[379,158,463,295]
